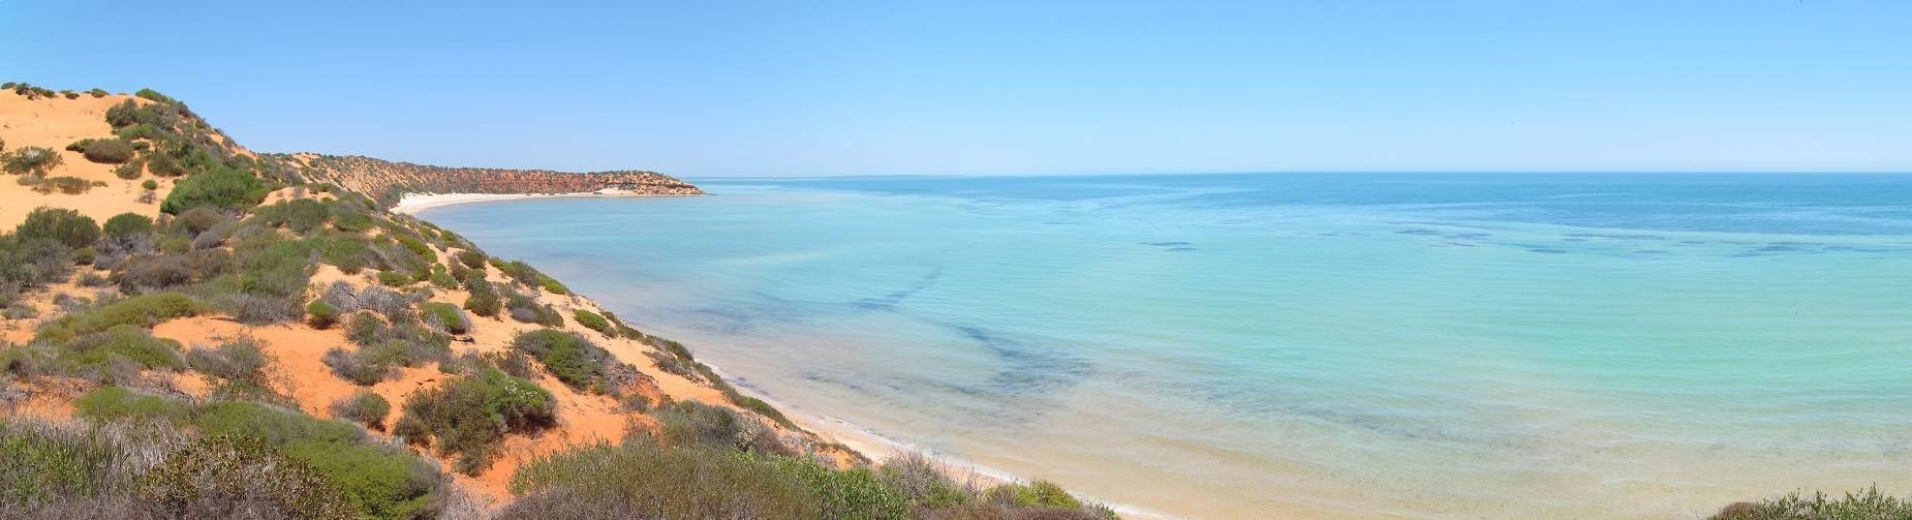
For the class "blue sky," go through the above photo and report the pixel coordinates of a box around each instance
[4,1,1907,176]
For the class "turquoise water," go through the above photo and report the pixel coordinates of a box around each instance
[422,174,1912,519]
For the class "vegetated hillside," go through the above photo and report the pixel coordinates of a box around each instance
[270,153,704,207]
[0,82,1121,520]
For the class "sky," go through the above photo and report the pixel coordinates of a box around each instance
[3,1,1908,177]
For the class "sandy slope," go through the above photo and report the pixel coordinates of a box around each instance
[0,91,171,230]
[0,89,883,511]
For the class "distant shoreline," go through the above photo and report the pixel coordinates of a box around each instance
[392,190,701,214]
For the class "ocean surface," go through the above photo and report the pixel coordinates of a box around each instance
[421,173,1912,520]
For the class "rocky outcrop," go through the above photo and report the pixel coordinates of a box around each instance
[268,153,703,206]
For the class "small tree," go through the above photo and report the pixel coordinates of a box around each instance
[16,207,101,248]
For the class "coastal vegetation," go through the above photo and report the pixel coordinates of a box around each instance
[0,83,1118,520]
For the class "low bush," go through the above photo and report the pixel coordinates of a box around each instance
[376,271,411,287]
[213,293,304,326]
[322,347,394,386]
[510,329,609,393]
[184,336,273,396]
[0,416,359,520]
[880,452,974,509]
[110,254,196,291]
[453,250,486,269]
[103,213,154,238]
[572,310,613,336]
[33,176,92,195]
[16,207,100,249]
[330,391,391,431]
[2,146,63,176]
[159,166,266,214]
[476,350,537,380]
[393,235,437,265]
[146,153,184,177]
[504,291,562,327]
[57,324,187,374]
[73,386,192,425]
[75,139,136,164]
[394,367,555,475]
[418,302,469,334]
[306,300,340,329]
[39,292,207,341]
[114,160,145,180]
[255,199,328,235]
[462,278,501,317]
[1710,487,1912,520]
[503,441,829,520]
[171,207,228,236]
[0,235,72,290]
[651,400,786,454]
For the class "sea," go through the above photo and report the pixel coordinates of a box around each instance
[419,173,1912,520]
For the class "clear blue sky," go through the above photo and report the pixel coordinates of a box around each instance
[4,1,1907,177]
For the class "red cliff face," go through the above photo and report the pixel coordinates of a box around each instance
[270,153,703,205]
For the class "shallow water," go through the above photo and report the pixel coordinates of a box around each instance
[423,173,1912,519]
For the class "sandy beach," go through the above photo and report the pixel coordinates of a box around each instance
[392,190,699,214]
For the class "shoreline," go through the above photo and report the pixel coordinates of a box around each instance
[405,191,1182,520]
[703,365,1184,520]
[392,190,701,214]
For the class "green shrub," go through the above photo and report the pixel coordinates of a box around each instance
[395,367,555,475]
[139,435,358,520]
[651,400,786,454]
[477,350,537,379]
[255,198,328,235]
[140,178,159,191]
[418,302,469,334]
[34,175,92,194]
[159,166,266,214]
[73,386,192,425]
[879,452,974,509]
[88,88,107,98]
[505,291,562,327]
[306,299,340,329]
[323,347,394,386]
[110,254,196,291]
[503,441,824,520]
[330,205,375,233]
[114,160,145,180]
[57,324,187,372]
[115,122,159,140]
[393,235,437,264]
[376,270,410,287]
[1711,487,1912,520]
[572,310,612,336]
[511,329,609,393]
[102,212,154,238]
[2,146,63,176]
[236,239,314,299]
[0,235,71,289]
[184,336,272,389]
[41,292,207,339]
[192,401,441,520]
[146,153,184,177]
[344,312,388,346]
[76,139,136,164]
[453,250,486,269]
[462,278,501,317]
[16,207,100,248]
[330,391,391,431]
[70,245,96,265]
[536,275,569,295]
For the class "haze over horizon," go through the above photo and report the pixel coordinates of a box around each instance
[5,1,1907,177]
